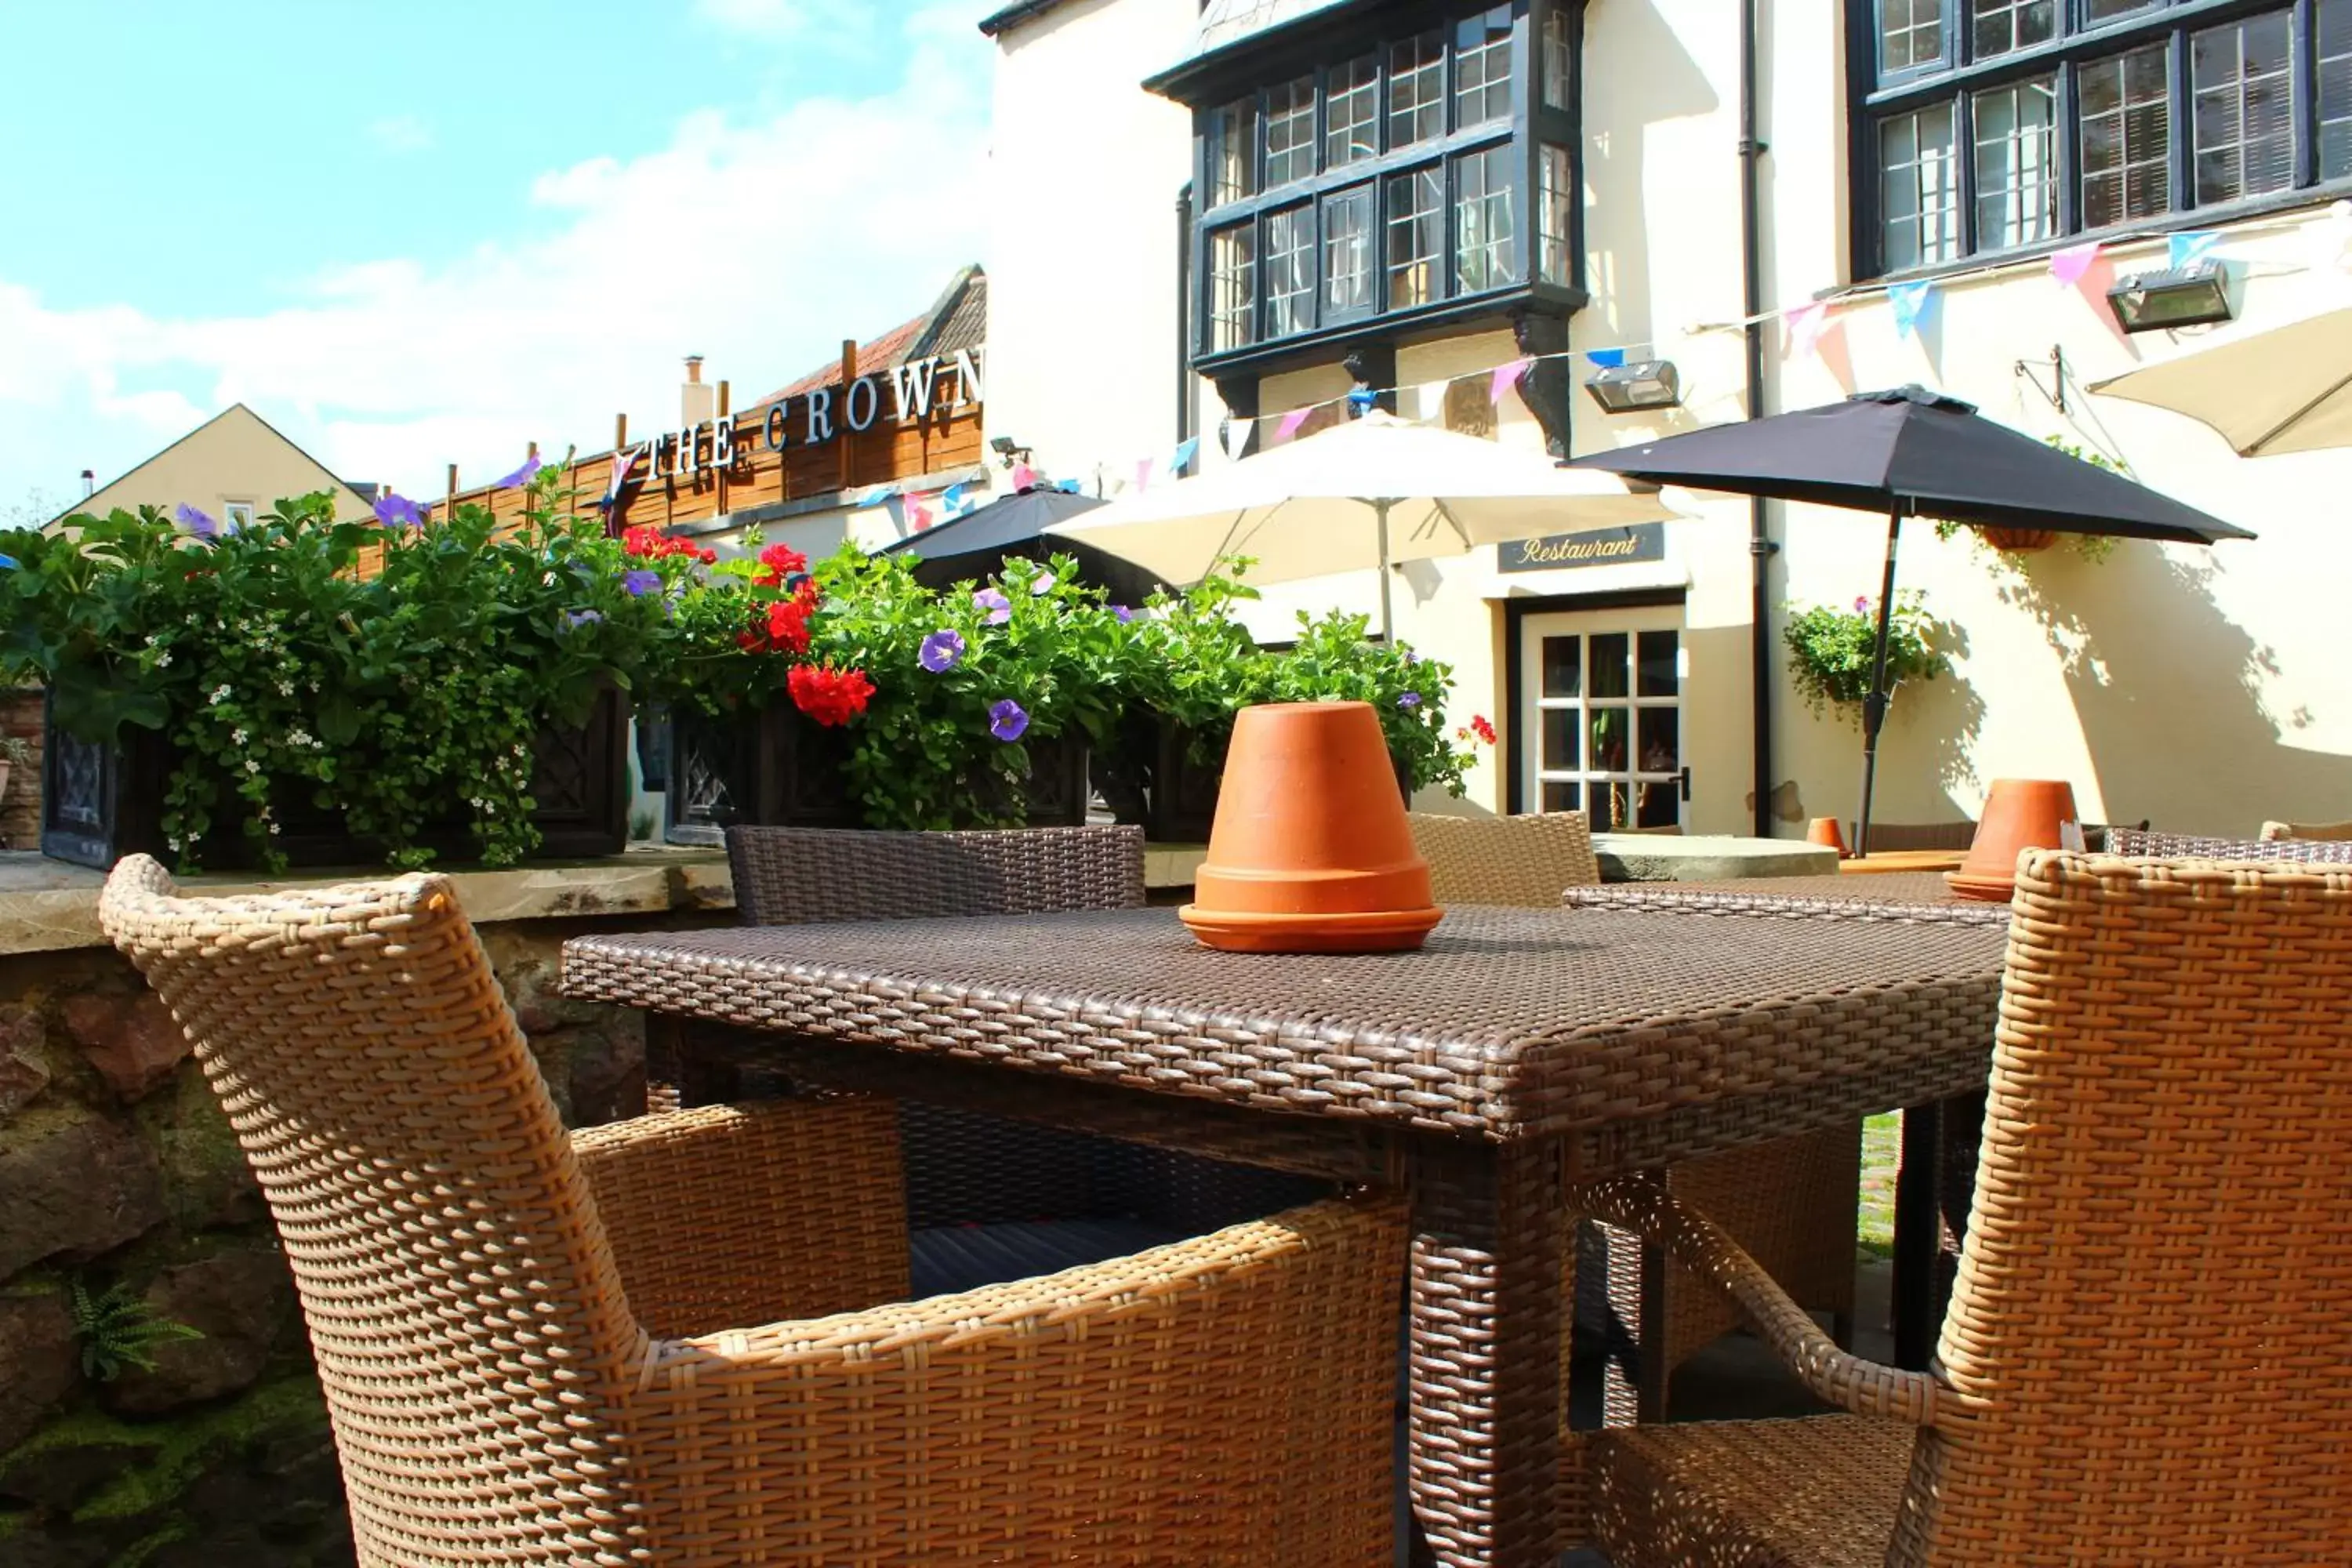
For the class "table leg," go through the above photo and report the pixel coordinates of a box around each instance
[1892,1101,1944,1370]
[1406,1139,1566,1568]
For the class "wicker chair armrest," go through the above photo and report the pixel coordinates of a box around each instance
[621,1193,1406,1555]
[572,1100,909,1340]
[1571,1174,1958,1430]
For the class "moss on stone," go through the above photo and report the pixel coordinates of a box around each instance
[1,1370,330,1527]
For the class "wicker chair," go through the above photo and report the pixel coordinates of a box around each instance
[2261,817,2352,841]
[1576,851,2352,1566]
[724,824,1330,1295]
[2108,825,2352,863]
[1405,811,1859,1421]
[99,855,1405,1567]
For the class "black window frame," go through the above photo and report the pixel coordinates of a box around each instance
[1849,0,2352,280]
[1177,1,1584,373]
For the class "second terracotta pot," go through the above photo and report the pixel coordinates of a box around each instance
[1181,701,1441,953]
[1949,778,2081,901]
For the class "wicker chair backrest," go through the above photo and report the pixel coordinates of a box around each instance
[1406,811,1600,906]
[1891,852,2352,1564]
[97,856,644,1567]
[725,825,1146,924]
[2106,826,2352,863]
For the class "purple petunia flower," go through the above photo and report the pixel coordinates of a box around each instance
[1397,691,1423,709]
[974,588,1011,626]
[1029,570,1057,596]
[373,492,426,529]
[622,569,662,597]
[1110,604,1135,623]
[173,503,219,538]
[494,454,545,490]
[1853,595,1870,614]
[989,699,1029,742]
[563,609,604,630]
[919,629,966,672]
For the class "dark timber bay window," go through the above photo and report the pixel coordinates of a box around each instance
[1171,3,1585,371]
[1856,0,2352,278]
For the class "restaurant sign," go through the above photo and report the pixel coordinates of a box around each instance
[1498,522,1666,573]
[640,346,984,482]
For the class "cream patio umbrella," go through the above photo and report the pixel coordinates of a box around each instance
[2090,306,2352,456]
[1044,410,1682,638]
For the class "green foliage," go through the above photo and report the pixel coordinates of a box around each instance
[67,1278,202,1382]
[1781,590,1944,724]
[1930,437,2118,563]
[1239,608,1476,795]
[0,468,670,872]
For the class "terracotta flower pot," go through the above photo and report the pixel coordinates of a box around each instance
[1948,778,2080,902]
[1181,701,1442,953]
[1806,816,1850,858]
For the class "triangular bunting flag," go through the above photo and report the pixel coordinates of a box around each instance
[905,494,935,532]
[1783,302,1828,360]
[941,483,968,518]
[1054,477,1082,494]
[1221,416,1252,463]
[1418,381,1449,420]
[1133,458,1153,493]
[1489,358,1532,405]
[1169,437,1199,477]
[1276,406,1312,443]
[1010,463,1040,492]
[1585,347,1627,370]
[2169,230,2220,269]
[1888,280,1934,340]
[2049,241,2100,286]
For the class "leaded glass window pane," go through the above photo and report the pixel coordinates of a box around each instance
[1969,0,2053,60]
[1265,76,1316,187]
[1543,5,1573,111]
[1455,5,1515,128]
[2083,0,2159,25]
[1210,225,1256,350]
[1210,97,1257,206]
[1264,206,1316,338]
[1326,53,1378,169]
[1385,166,1443,309]
[1388,31,1444,151]
[1879,103,1959,270]
[2325,0,2352,180]
[1455,144,1518,292]
[2192,13,2295,206]
[1538,143,1573,285]
[1880,0,1946,77]
[2080,43,2172,228]
[1973,77,2058,249]
[1322,186,1376,320]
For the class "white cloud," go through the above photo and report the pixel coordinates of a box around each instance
[0,7,994,501]
[367,114,434,154]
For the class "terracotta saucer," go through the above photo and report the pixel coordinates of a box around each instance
[1944,870,2017,904]
[1178,903,1444,953]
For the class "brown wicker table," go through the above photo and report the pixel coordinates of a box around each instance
[562,902,2007,1568]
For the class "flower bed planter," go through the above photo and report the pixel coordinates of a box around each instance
[39,688,630,871]
[1145,719,1412,843]
[665,703,1089,845]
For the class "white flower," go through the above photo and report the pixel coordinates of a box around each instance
[511,743,528,759]
[243,760,260,774]
[230,728,249,746]
[285,728,313,749]
[209,684,232,705]
[278,681,295,696]
[155,650,172,668]
[268,822,281,835]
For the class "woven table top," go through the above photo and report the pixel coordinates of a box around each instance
[564,904,2006,1139]
[1561,873,2010,926]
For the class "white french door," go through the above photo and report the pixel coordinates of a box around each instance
[1519,606,1686,832]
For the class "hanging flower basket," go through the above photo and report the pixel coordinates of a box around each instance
[1976,525,2057,554]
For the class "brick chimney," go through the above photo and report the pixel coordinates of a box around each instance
[681,355,716,428]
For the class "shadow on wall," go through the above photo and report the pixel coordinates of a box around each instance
[1992,540,2352,836]
[1777,615,1985,827]
[1578,0,1720,367]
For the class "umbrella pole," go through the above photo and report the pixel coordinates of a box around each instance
[1855,508,1904,859]
[1376,499,1395,643]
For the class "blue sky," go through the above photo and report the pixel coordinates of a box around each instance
[0,1,993,515]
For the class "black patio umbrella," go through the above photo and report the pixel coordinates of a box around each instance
[1569,386,2254,854]
[878,486,1163,604]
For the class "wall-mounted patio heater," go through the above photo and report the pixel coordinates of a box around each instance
[1584,360,1683,413]
[2106,261,2235,334]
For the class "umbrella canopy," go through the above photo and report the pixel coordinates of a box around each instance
[2089,307,2352,457]
[1569,386,2253,854]
[1044,409,1681,635]
[878,486,1160,603]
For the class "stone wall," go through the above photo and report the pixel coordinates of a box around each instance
[0,909,706,1567]
[2,689,40,852]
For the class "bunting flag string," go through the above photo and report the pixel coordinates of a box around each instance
[2169,230,2221,269]
[1275,406,1313,443]
[1168,436,1199,478]
[2049,241,2101,285]
[1783,301,1829,360]
[1888,279,1935,340]
[1488,358,1531,404]
[1585,347,1627,369]
[1220,415,1253,462]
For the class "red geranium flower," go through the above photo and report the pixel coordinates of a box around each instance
[789,662,875,728]
[622,524,704,561]
[1469,714,1497,746]
[752,542,808,586]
